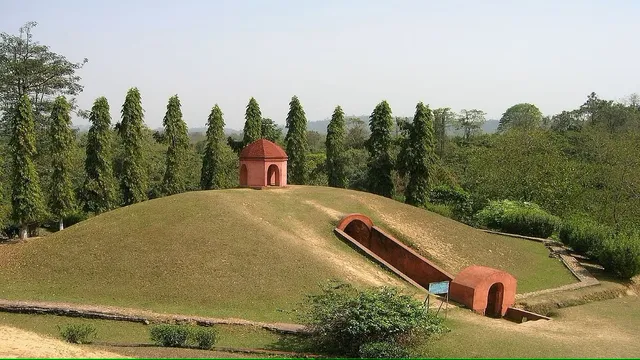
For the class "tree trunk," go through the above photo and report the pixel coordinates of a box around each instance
[19,225,28,240]
[59,219,64,231]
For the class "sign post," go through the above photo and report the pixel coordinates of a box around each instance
[426,281,450,319]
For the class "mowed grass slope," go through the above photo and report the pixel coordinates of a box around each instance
[0,186,575,321]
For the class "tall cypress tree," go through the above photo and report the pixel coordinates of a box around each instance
[10,95,45,239]
[285,95,308,184]
[367,100,394,198]
[200,104,226,190]
[326,105,347,188]
[162,95,189,195]
[118,87,147,205]
[83,97,116,214]
[404,102,435,207]
[48,96,76,230]
[243,97,262,146]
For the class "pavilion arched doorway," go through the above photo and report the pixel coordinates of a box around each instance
[240,164,248,186]
[485,283,504,317]
[267,164,280,186]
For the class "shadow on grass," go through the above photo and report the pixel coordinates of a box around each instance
[265,334,333,358]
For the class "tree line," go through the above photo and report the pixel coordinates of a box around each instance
[1,22,639,248]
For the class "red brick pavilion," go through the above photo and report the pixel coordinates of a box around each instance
[239,139,288,188]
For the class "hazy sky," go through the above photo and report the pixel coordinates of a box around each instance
[2,0,639,130]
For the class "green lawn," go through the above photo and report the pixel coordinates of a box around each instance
[425,296,640,358]
[0,312,281,358]
[3,295,639,358]
[0,186,575,322]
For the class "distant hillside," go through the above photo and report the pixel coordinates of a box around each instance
[307,118,499,135]
[73,119,498,137]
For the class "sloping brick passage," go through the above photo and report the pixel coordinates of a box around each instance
[336,214,518,317]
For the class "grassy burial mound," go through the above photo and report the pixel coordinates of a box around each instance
[0,186,575,322]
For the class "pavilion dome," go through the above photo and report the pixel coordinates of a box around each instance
[239,139,288,160]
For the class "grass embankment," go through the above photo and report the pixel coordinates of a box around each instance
[0,313,278,358]
[0,186,575,322]
[426,295,640,358]
[2,295,639,358]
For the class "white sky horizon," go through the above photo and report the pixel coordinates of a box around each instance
[2,0,639,130]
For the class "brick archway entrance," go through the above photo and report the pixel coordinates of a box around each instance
[240,164,248,186]
[267,164,280,186]
[485,283,505,317]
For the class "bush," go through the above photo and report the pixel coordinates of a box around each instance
[424,203,453,218]
[149,324,218,349]
[597,231,640,280]
[149,324,190,347]
[299,281,447,357]
[190,326,218,350]
[428,185,475,223]
[58,324,97,344]
[429,185,469,205]
[475,200,560,238]
[358,341,410,358]
[559,216,613,256]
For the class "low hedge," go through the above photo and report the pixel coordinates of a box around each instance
[559,217,640,280]
[149,324,218,350]
[558,216,613,256]
[475,200,560,238]
[597,231,640,280]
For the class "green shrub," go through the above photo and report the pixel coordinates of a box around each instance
[428,185,476,223]
[190,326,218,350]
[424,202,453,218]
[475,200,560,238]
[597,231,640,280]
[429,185,469,205]
[149,324,219,349]
[559,216,613,256]
[300,281,447,357]
[149,324,190,347]
[58,324,97,344]
[358,341,410,358]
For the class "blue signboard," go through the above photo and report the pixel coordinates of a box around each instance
[428,281,450,295]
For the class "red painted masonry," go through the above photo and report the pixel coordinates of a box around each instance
[336,213,517,317]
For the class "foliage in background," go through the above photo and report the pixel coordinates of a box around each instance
[10,95,45,238]
[559,216,613,256]
[285,95,308,184]
[161,95,190,195]
[326,105,347,188]
[498,103,543,132]
[82,97,116,214]
[0,22,87,135]
[366,101,395,197]
[200,105,227,190]
[47,96,76,228]
[475,200,560,238]
[117,87,147,205]
[261,118,283,144]
[402,102,435,207]
[242,97,262,146]
[598,231,640,279]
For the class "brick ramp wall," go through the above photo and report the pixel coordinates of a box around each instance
[334,226,453,291]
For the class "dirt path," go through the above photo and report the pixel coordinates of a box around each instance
[0,325,126,358]
[0,299,306,334]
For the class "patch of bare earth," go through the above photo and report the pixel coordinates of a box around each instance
[284,219,405,287]
[0,326,126,358]
[228,193,403,288]
[302,200,345,222]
